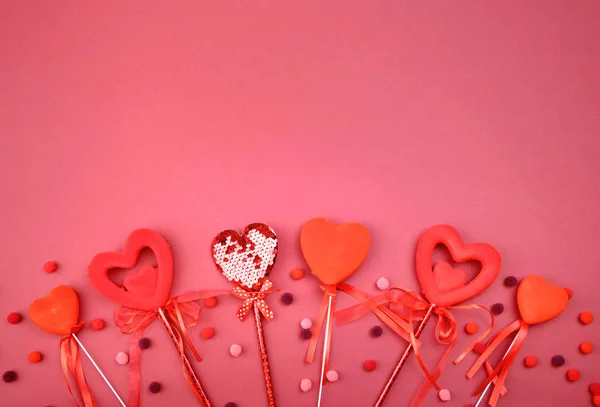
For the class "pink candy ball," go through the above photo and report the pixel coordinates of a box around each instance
[115,352,129,365]
[300,318,312,329]
[438,389,451,401]
[376,277,390,291]
[300,378,312,392]
[326,370,339,382]
[230,344,242,357]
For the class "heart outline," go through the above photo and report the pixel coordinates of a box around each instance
[88,228,173,311]
[212,223,278,291]
[517,275,568,325]
[29,285,80,336]
[300,218,370,285]
[415,225,501,306]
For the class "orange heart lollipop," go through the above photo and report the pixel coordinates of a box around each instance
[517,275,568,325]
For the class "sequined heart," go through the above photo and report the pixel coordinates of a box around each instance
[212,223,278,291]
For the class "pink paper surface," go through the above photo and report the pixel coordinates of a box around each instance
[1,2,599,406]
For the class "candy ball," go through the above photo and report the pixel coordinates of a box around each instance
[465,323,479,335]
[225,403,238,407]
[291,268,304,280]
[281,293,294,305]
[230,344,242,357]
[7,312,22,324]
[473,342,486,355]
[524,356,538,368]
[149,382,161,393]
[2,371,17,383]
[300,378,312,392]
[28,351,42,363]
[370,325,383,338]
[363,360,376,372]
[300,318,312,329]
[91,319,105,330]
[300,329,312,340]
[491,303,504,315]
[564,288,574,299]
[579,311,594,325]
[438,389,451,401]
[116,352,129,365]
[376,277,390,291]
[326,370,339,382]
[566,369,580,382]
[503,276,518,287]
[204,297,218,308]
[43,261,58,273]
[201,327,215,340]
[589,383,600,396]
[551,355,565,367]
[580,342,593,354]
[138,338,151,349]
[594,395,600,407]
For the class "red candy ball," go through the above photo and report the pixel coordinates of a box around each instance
[43,261,58,273]
[7,312,22,324]
[91,319,105,331]
[204,297,218,308]
[590,383,600,396]
[363,360,377,372]
[473,342,486,355]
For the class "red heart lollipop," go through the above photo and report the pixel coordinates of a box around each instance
[212,223,278,291]
[416,225,501,306]
[29,285,80,336]
[88,228,173,310]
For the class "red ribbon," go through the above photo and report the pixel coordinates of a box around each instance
[335,287,494,406]
[231,279,277,322]
[60,323,97,407]
[115,290,224,407]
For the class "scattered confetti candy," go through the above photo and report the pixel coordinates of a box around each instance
[503,276,518,287]
[225,403,238,407]
[565,288,573,299]
[43,261,58,273]
[590,383,600,396]
[2,371,17,383]
[300,378,312,392]
[465,322,479,335]
[91,318,105,331]
[281,293,294,305]
[566,369,580,382]
[230,344,242,357]
[580,342,593,354]
[204,297,218,308]
[28,351,42,363]
[291,268,304,280]
[300,329,312,340]
[438,388,451,401]
[326,370,339,382]
[115,352,129,365]
[376,277,390,291]
[201,327,215,340]
[138,338,151,349]
[300,318,312,329]
[474,342,486,355]
[7,312,22,324]
[551,355,565,367]
[579,311,594,325]
[370,325,383,338]
[363,360,377,372]
[149,382,162,393]
[524,356,538,368]
[491,303,504,315]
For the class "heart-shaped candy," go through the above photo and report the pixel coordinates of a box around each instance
[29,285,80,336]
[517,275,569,325]
[433,261,468,293]
[212,223,278,291]
[416,225,501,306]
[300,218,370,285]
[88,229,173,311]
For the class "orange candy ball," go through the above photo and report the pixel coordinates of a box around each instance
[594,396,600,407]
[201,327,215,340]
[28,351,42,363]
[579,342,593,354]
[291,268,304,280]
[91,319,105,331]
[579,311,594,325]
[204,297,218,308]
[566,369,580,382]
[465,323,479,335]
[524,356,538,368]
[43,261,58,273]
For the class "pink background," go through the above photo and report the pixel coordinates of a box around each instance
[1,1,599,406]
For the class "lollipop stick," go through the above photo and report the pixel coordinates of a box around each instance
[71,333,127,407]
[474,332,521,407]
[157,308,212,407]
[317,293,334,407]
[374,303,436,407]
[253,301,276,407]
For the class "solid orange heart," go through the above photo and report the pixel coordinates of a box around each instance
[433,261,468,293]
[300,218,370,285]
[517,275,569,325]
[29,285,80,336]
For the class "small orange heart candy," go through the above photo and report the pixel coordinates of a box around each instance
[517,275,568,325]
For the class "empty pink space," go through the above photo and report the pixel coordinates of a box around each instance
[1,1,599,406]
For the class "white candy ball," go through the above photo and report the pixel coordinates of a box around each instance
[300,378,312,392]
[300,318,313,329]
[326,370,339,382]
[376,277,390,291]
[230,344,242,357]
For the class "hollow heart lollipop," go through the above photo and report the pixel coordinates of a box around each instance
[88,228,212,407]
[212,223,279,407]
[335,224,501,407]
[301,217,371,407]
[29,285,125,407]
[456,275,569,407]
